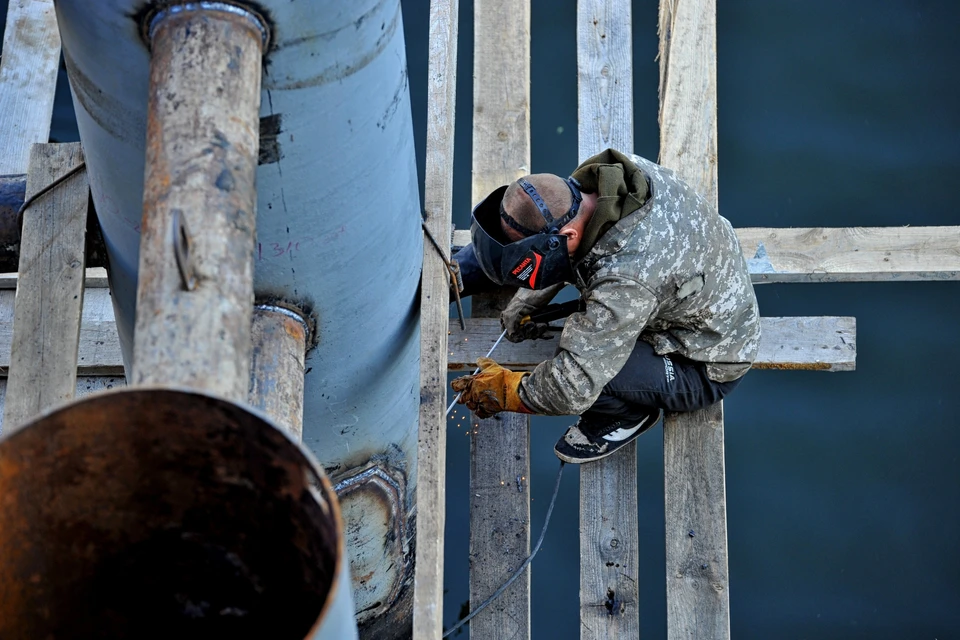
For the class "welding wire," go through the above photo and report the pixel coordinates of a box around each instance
[442,460,566,638]
[446,328,508,416]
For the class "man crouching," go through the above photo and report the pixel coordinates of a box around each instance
[451,149,760,464]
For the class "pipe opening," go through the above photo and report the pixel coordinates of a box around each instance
[0,388,341,639]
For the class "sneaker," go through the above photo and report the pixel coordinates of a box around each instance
[553,408,663,464]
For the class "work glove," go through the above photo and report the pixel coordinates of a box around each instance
[500,283,564,343]
[451,357,533,419]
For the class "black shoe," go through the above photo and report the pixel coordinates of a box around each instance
[553,408,663,464]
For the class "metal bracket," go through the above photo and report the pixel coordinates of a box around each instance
[171,208,196,291]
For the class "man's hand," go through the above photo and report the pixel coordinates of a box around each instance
[451,357,533,418]
[501,298,551,343]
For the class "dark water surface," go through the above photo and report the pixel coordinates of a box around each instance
[7,0,957,637]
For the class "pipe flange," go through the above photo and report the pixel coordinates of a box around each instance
[143,2,271,50]
[253,301,316,348]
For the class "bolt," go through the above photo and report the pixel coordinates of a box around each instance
[688,530,695,538]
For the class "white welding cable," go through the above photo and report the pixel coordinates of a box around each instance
[446,328,508,416]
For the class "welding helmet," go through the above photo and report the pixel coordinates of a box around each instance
[469,177,582,290]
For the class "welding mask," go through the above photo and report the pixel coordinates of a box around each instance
[469,177,582,290]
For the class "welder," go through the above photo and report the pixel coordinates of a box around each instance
[451,149,760,464]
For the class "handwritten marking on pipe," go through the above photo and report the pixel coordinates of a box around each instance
[257,224,347,261]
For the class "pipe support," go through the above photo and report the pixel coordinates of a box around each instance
[132,6,264,402]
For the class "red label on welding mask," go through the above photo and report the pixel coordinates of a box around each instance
[510,251,542,288]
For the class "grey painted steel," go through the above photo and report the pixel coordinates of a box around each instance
[55,1,422,632]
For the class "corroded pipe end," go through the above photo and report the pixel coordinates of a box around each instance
[0,387,348,639]
[141,1,271,51]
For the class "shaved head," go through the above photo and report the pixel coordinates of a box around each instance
[501,173,577,241]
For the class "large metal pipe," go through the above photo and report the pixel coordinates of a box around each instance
[132,4,264,401]
[55,1,422,633]
[247,303,359,640]
[0,387,356,640]
[0,4,359,637]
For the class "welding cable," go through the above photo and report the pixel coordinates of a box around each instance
[446,328,508,416]
[441,460,566,638]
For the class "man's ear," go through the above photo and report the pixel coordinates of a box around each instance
[559,226,579,242]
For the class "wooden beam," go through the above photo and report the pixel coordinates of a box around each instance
[2,143,88,433]
[658,1,730,637]
[576,0,641,637]
[738,226,960,283]
[412,0,459,635]
[0,375,127,432]
[0,308,856,379]
[468,0,533,637]
[454,226,960,283]
[449,316,855,372]
[0,268,108,289]
[0,0,61,175]
[0,287,122,378]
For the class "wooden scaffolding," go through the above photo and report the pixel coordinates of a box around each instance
[413,0,959,639]
[0,0,958,639]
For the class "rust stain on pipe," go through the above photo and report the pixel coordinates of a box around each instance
[249,304,309,440]
[0,387,343,639]
[132,7,265,402]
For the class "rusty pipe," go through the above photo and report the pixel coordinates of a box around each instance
[0,387,354,640]
[131,4,264,402]
[249,303,311,441]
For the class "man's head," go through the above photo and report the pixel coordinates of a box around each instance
[468,173,594,290]
[500,173,589,253]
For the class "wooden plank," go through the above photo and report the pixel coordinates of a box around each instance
[0,375,127,433]
[663,402,728,637]
[0,287,123,377]
[0,0,61,175]
[658,1,730,637]
[0,268,109,289]
[0,308,856,379]
[412,0,459,635]
[576,0,641,637]
[2,143,88,432]
[738,226,960,283]
[455,226,960,283]
[468,0,532,637]
[449,316,856,372]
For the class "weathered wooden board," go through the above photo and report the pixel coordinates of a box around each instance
[468,0,533,637]
[3,144,88,432]
[658,0,730,637]
[0,299,855,379]
[576,0,641,637]
[0,0,61,175]
[738,226,960,283]
[454,227,960,283]
[663,401,728,638]
[412,0,459,635]
[0,287,123,377]
[0,268,108,289]
[0,375,126,434]
[449,316,856,372]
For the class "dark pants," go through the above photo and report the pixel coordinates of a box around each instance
[582,339,742,425]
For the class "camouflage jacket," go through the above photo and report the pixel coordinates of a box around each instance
[517,154,761,416]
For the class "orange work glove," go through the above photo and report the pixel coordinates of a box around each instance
[451,357,533,419]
